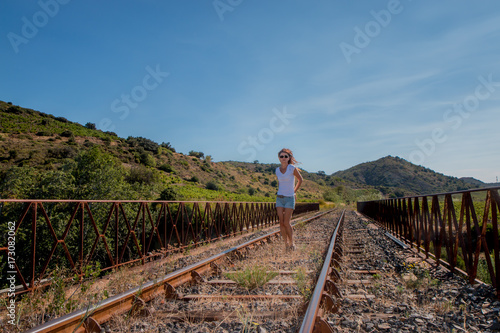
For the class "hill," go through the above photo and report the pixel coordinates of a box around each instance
[0,101,335,202]
[0,100,485,201]
[332,156,475,197]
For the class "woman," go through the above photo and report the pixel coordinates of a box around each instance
[275,148,303,251]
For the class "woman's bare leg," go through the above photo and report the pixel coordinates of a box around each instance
[276,206,288,246]
[283,208,294,248]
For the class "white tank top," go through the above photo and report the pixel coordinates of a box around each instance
[276,164,296,197]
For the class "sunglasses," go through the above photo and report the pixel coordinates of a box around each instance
[279,155,289,159]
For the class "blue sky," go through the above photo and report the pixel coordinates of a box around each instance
[1,1,499,183]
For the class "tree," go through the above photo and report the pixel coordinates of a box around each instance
[73,147,125,199]
[189,150,204,159]
[160,142,175,152]
[85,122,96,130]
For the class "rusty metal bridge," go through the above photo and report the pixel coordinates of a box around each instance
[0,199,319,294]
[358,186,500,298]
[2,187,500,332]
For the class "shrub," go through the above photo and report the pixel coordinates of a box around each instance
[200,164,212,172]
[323,189,339,202]
[8,150,18,160]
[159,187,178,201]
[189,176,200,183]
[6,106,23,114]
[126,165,157,184]
[67,136,77,145]
[126,136,159,153]
[206,181,219,191]
[47,146,77,159]
[55,116,68,122]
[36,131,52,136]
[159,164,175,173]
[61,130,73,137]
[139,151,156,167]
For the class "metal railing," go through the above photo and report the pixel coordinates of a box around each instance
[358,187,500,298]
[0,199,319,294]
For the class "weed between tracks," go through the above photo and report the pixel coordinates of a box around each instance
[224,265,278,291]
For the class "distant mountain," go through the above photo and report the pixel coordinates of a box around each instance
[459,177,485,188]
[460,177,500,189]
[332,156,475,197]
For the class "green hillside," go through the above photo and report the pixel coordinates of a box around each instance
[0,101,483,202]
[0,101,337,202]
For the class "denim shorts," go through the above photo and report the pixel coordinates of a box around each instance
[276,195,295,209]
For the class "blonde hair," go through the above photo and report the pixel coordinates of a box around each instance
[278,148,298,165]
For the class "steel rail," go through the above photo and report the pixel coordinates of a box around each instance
[299,209,345,333]
[24,209,335,333]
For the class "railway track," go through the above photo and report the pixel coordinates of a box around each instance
[18,209,500,332]
[24,209,341,332]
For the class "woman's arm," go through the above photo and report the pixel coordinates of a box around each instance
[293,167,303,194]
